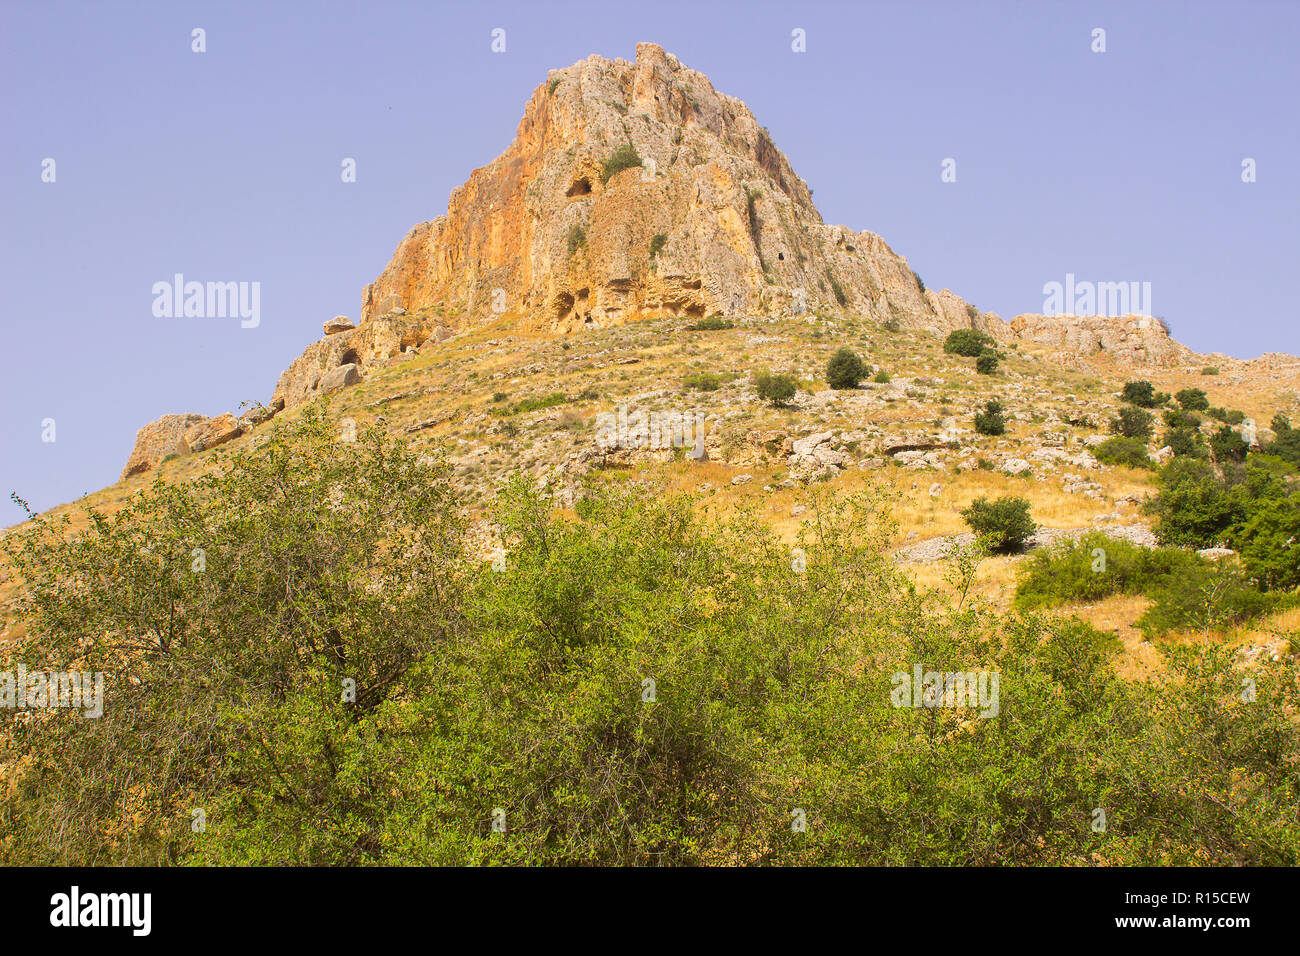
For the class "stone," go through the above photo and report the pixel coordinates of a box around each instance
[182,413,243,454]
[323,315,355,335]
[319,363,361,395]
[731,474,753,486]
[120,413,208,480]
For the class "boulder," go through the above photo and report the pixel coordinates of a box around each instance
[320,363,362,395]
[182,413,243,454]
[323,315,355,335]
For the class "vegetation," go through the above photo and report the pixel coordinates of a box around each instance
[826,348,869,389]
[1093,437,1152,469]
[649,233,667,260]
[3,410,1299,866]
[1201,366,1219,375]
[566,224,586,255]
[827,273,848,307]
[973,400,1006,436]
[1112,405,1154,440]
[975,352,999,375]
[600,143,643,184]
[1120,380,1158,408]
[961,495,1035,552]
[943,329,995,357]
[683,371,732,392]
[754,372,797,407]
[494,392,568,417]
[1176,387,1210,411]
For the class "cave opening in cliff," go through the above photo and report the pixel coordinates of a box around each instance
[341,348,360,368]
[566,177,592,197]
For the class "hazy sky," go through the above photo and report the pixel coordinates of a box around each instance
[2,0,1297,525]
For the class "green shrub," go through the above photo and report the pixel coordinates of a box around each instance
[755,372,797,407]
[1237,496,1300,590]
[961,495,1035,552]
[1121,380,1158,407]
[688,316,735,331]
[826,347,868,389]
[1112,406,1154,440]
[600,143,643,184]
[683,372,729,392]
[1163,408,1202,429]
[1143,459,1244,548]
[913,270,925,294]
[1137,563,1280,638]
[828,274,848,307]
[1176,387,1210,411]
[973,400,1006,436]
[1094,437,1152,469]
[1201,366,1219,376]
[975,352,999,375]
[1264,414,1300,467]
[649,233,667,260]
[943,328,995,357]
[547,77,561,95]
[492,391,508,403]
[1015,532,1202,610]
[872,370,892,384]
[1164,426,1205,459]
[566,224,586,255]
[1210,425,1248,463]
[5,421,1300,866]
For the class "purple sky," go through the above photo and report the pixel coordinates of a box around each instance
[2,0,1297,526]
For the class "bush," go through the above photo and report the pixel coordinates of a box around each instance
[872,370,892,384]
[1121,381,1158,407]
[973,400,1006,436]
[600,142,643,184]
[1094,437,1152,469]
[1137,563,1280,638]
[943,328,995,357]
[1201,366,1219,376]
[1210,425,1248,463]
[1176,387,1210,411]
[649,233,667,260]
[975,352,999,375]
[1164,426,1206,459]
[1163,408,1202,429]
[566,224,586,255]
[828,274,848,307]
[498,392,569,416]
[1264,414,1300,467]
[755,372,797,407]
[913,271,925,294]
[1143,459,1244,548]
[826,348,868,389]
[961,495,1035,553]
[683,372,728,392]
[1015,532,1201,610]
[1112,406,1154,440]
[5,428,1300,866]
[1237,496,1300,590]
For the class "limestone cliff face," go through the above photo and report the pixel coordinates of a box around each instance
[1007,313,1194,367]
[359,42,960,334]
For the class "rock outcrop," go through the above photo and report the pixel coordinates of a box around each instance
[359,42,967,334]
[121,413,208,480]
[1007,313,1194,367]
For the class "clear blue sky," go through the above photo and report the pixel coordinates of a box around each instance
[2,0,1297,525]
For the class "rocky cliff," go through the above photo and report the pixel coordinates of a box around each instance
[117,43,1273,482]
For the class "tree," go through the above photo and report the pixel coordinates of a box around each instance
[826,348,868,389]
[1094,437,1153,469]
[1209,425,1247,463]
[943,329,995,357]
[1113,406,1154,440]
[755,372,797,407]
[974,400,1006,436]
[1121,380,1158,407]
[1176,387,1210,411]
[961,495,1035,553]
[975,352,999,375]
